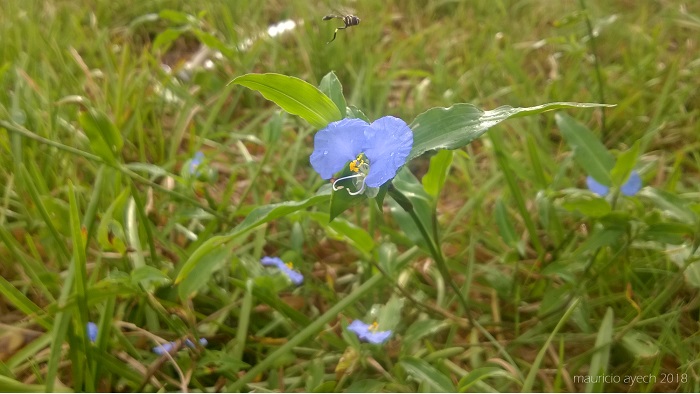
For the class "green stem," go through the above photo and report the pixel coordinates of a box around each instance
[578,0,607,134]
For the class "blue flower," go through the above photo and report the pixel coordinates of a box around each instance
[189,151,205,175]
[310,116,413,194]
[347,319,392,344]
[86,322,98,343]
[153,338,207,355]
[261,256,304,285]
[586,171,642,197]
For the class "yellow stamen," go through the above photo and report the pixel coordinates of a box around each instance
[286,262,294,269]
[369,321,379,331]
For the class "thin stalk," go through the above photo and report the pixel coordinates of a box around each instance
[578,0,607,134]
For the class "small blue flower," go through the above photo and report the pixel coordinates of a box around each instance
[310,116,413,194]
[261,256,304,285]
[86,322,98,343]
[153,338,207,355]
[347,319,392,344]
[189,151,205,175]
[587,171,642,197]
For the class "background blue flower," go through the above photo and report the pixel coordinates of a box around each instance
[347,319,392,344]
[261,256,304,285]
[86,322,98,343]
[587,170,642,197]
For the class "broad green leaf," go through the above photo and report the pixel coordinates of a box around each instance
[130,265,171,291]
[640,222,694,245]
[329,182,366,221]
[422,150,453,197]
[347,105,370,122]
[587,307,614,392]
[555,113,614,185]
[377,296,404,332]
[378,243,400,276]
[560,193,612,217]
[620,330,659,359]
[158,9,194,24]
[319,71,347,117]
[408,102,611,161]
[230,73,342,129]
[97,188,129,254]
[399,356,456,392]
[175,189,330,283]
[610,140,640,186]
[178,247,231,300]
[192,29,235,59]
[458,367,521,392]
[570,228,624,261]
[308,212,375,253]
[403,319,449,348]
[78,109,123,165]
[638,188,697,224]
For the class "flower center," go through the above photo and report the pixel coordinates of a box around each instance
[349,154,369,173]
[332,154,370,195]
[286,262,294,269]
[369,321,379,332]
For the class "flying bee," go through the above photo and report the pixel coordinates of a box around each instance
[322,14,360,43]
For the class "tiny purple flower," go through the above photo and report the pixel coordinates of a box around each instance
[153,338,207,355]
[261,256,304,285]
[587,170,642,197]
[347,319,392,344]
[189,151,205,175]
[310,116,413,194]
[86,322,98,343]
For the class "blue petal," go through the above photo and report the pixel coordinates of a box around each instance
[153,342,176,355]
[280,265,304,285]
[362,116,413,187]
[189,151,204,174]
[86,322,98,343]
[347,320,370,337]
[586,176,609,196]
[310,118,369,179]
[365,330,392,344]
[261,256,285,269]
[620,171,642,196]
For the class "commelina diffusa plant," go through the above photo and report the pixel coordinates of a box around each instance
[171,72,609,389]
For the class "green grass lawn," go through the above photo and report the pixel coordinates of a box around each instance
[1,0,699,392]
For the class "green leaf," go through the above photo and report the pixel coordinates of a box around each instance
[230,73,342,129]
[495,199,520,250]
[555,113,615,185]
[620,330,659,359]
[347,105,370,122]
[308,212,375,253]
[403,319,449,348]
[399,356,456,392]
[152,27,186,53]
[610,140,640,187]
[97,188,129,254]
[684,260,700,289]
[638,188,697,224]
[78,109,123,165]
[640,222,694,245]
[319,71,347,117]
[458,367,521,392]
[378,243,400,276]
[377,296,404,332]
[178,247,231,300]
[408,102,611,161]
[560,193,612,217]
[329,183,366,221]
[587,308,614,392]
[422,150,453,197]
[175,189,330,284]
[130,265,172,291]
